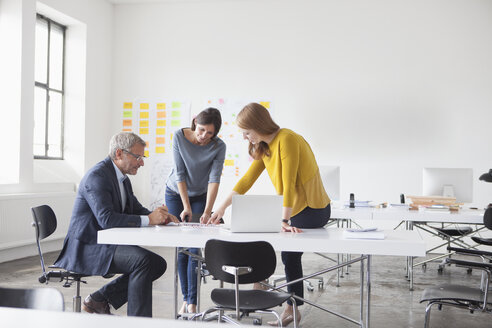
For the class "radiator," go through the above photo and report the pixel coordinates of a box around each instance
[0,192,75,253]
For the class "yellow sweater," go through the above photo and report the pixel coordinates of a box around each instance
[233,129,330,216]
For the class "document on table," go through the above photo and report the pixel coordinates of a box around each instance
[342,228,385,240]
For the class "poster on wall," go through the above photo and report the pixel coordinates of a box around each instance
[121,99,191,209]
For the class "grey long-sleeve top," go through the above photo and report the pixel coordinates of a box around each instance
[166,128,226,196]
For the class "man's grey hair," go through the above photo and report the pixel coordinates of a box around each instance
[109,132,146,159]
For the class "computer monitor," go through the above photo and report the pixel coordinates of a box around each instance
[319,165,340,201]
[422,168,473,203]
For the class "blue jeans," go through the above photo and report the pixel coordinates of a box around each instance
[282,203,331,306]
[99,245,166,317]
[165,187,207,305]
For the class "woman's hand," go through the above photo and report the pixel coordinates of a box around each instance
[180,208,192,222]
[200,212,212,224]
[281,221,303,233]
[208,208,225,225]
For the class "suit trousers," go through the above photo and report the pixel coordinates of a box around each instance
[282,203,331,306]
[98,245,166,317]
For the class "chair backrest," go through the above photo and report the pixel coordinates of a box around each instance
[484,207,492,230]
[0,286,64,311]
[204,239,276,284]
[32,205,57,241]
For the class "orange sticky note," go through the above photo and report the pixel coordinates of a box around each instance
[123,102,133,109]
[156,128,166,135]
[123,119,132,127]
[156,103,166,110]
[157,111,166,118]
[140,112,149,119]
[156,137,165,144]
[139,128,149,135]
[156,146,165,154]
[122,128,132,132]
[140,103,149,110]
[139,120,149,127]
[145,141,150,148]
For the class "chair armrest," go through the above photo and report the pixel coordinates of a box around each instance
[447,246,492,258]
[446,258,492,270]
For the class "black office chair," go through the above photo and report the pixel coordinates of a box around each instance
[0,286,64,311]
[31,205,91,312]
[198,239,298,327]
[420,208,492,327]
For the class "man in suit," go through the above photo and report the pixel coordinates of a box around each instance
[55,132,178,317]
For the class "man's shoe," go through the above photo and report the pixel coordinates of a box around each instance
[82,295,111,314]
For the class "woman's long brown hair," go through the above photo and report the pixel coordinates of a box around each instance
[237,103,279,160]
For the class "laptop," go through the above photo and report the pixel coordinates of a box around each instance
[222,195,283,233]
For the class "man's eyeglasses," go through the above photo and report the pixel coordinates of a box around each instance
[122,149,146,162]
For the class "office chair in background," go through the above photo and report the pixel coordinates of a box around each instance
[420,207,492,327]
[31,205,113,312]
[0,286,64,311]
[197,239,298,327]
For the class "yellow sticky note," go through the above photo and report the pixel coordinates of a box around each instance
[156,120,166,127]
[123,111,132,118]
[140,111,149,119]
[171,110,181,118]
[156,146,165,154]
[140,103,149,110]
[123,102,133,109]
[156,137,165,144]
[139,120,149,127]
[224,159,234,166]
[156,128,166,135]
[172,101,181,108]
[139,128,149,135]
[123,119,132,127]
[171,120,181,127]
[156,103,166,110]
[144,150,149,157]
[259,101,270,109]
[157,111,166,118]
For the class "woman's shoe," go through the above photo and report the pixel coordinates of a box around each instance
[178,302,188,315]
[267,309,301,327]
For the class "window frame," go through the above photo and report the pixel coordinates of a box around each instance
[34,13,66,160]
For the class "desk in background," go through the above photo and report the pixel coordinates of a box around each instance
[99,226,425,328]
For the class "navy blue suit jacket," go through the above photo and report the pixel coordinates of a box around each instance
[55,157,151,275]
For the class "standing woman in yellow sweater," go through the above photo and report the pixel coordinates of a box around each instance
[210,102,331,327]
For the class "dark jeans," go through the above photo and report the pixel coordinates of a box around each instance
[282,203,331,306]
[165,187,207,305]
[98,245,166,317]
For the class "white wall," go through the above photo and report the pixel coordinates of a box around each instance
[112,0,492,207]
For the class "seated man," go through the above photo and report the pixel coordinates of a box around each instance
[55,132,178,317]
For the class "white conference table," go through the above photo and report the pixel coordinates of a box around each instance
[330,205,486,289]
[98,225,425,328]
[0,306,228,328]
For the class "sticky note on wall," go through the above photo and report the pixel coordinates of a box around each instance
[171,120,180,127]
[260,101,270,109]
[224,159,234,166]
[123,119,132,126]
[156,120,166,126]
[140,103,149,110]
[139,120,149,127]
[156,146,165,154]
[139,128,149,135]
[156,128,166,135]
[123,102,133,109]
[123,111,132,118]
[140,112,149,119]
[172,101,181,108]
[156,137,165,144]
[157,111,166,118]
[156,103,166,110]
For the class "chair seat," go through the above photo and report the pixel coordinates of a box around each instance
[211,289,292,312]
[421,284,491,305]
[434,227,473,237]
[471,236,492,246]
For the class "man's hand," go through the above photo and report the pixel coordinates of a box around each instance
[149,206,178,225]
[208,208,225,225]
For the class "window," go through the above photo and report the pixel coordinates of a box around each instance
[34,14,66,159]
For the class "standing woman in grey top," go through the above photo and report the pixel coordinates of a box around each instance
[165,107,226,314]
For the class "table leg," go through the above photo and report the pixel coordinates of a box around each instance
[365,255,371,328]
[174,247,178,319]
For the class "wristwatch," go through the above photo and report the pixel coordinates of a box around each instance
[282,219,291,225]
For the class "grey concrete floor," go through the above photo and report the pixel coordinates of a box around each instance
[0,248,490,327]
